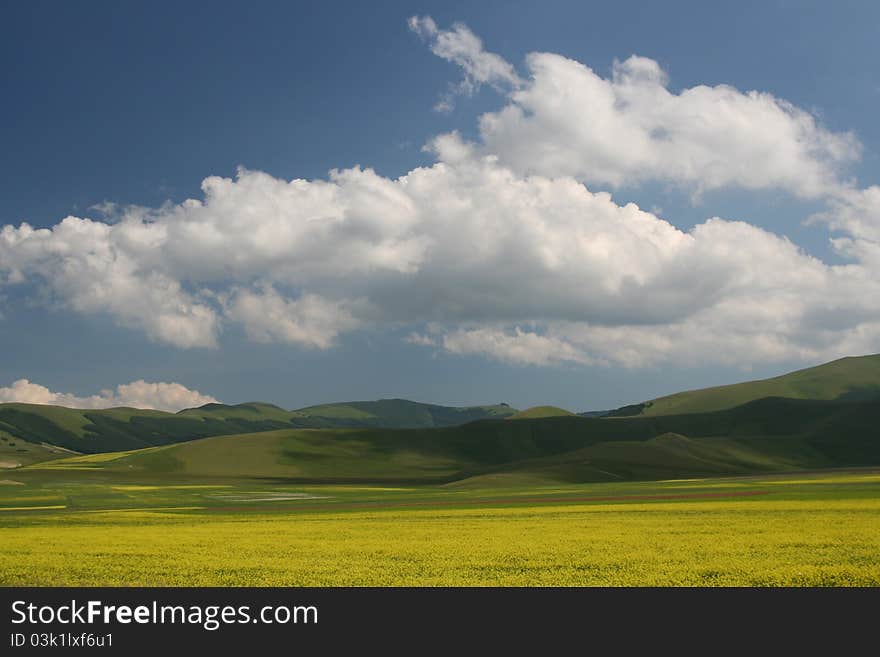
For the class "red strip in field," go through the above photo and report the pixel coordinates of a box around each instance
[207,489,771,513]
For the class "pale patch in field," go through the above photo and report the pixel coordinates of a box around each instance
[320,486,414,492]
[0,461,21,469]
[763,474,880,485]
[658,477,716,483]
[657,482,748,489]
[112,484,232,492]
[111,485,161,491]
[208,492,330,503]
[0,480,24,486]
[84,507,206,514]
[39,443,79,454]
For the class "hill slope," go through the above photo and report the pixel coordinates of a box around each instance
[31,397,880,484]
[615,354,880,417]
[508,406,575,420]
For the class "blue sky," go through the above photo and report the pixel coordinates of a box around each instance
[1,1,879,412]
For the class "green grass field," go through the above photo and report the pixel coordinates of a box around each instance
[1,468,878,586]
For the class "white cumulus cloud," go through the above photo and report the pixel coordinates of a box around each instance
[473,52,859,198]
[2,140,880,368]
[0,379,218,412]
[0,219,219,348]
[224,285,362,349]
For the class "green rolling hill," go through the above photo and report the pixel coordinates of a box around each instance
[613,354,880,417]
[29,396,880,485]
[0,399,518,457]
[5,353,880,480]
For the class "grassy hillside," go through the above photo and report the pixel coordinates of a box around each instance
[0,399,519,459]
[0,402,295,455]
[618,354,880,416]
[0,428,78,469]
[30,397,880,484]
[178,402,294,422]
[450,433,820,487]
[508,405,574,420]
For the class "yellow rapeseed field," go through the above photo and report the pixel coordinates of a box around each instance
[1,483,879,585]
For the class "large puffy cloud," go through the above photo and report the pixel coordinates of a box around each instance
[401,180,880,368]
[2,140,880,368]
[408,16,860,197]
[0,166,422,350]
[1,18,879,370]
[474,52,860,198]
[0,379,218,412]
[155,166,425,281]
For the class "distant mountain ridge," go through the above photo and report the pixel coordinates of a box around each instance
[0,398,518,462]
[3,353,879,471]
[291,398,516,428]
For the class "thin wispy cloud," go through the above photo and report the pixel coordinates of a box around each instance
[408,15,522,111]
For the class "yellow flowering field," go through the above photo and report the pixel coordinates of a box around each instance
[1,471,878,586]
